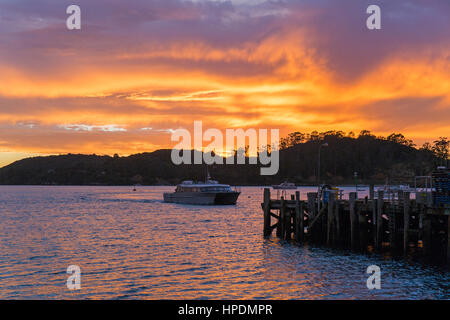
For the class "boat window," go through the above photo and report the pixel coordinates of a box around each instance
[201,186,232,192]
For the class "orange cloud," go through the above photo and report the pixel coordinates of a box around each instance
[0,0,449,166]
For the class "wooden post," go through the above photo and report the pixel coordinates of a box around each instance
[276,196,282,238]
[307,193,317,220]
[349,192,357,250]
[372,199,377,247]
[321,207,328,244]
[418,204,424,245]
[280,196,286,239]
[359,203,369,251]
[294,192,304,243]
[403,192,410,254]
[369,185,374,200]
[285,206,292,241]
[447,215,450,264]
[263,188,271,237]
[295,200,304,244]
[387,201,397,251]
[290,195,295,240]
[335,198,341,245]
[422,216,432,256]
[376,190,384,249]
[327,195,335,246]
[307,192,317,242]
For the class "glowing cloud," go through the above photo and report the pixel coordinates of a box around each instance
[0,0,449,166]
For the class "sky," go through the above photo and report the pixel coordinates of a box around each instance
[0,0,449,167]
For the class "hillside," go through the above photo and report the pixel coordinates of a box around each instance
[0,132,446,186]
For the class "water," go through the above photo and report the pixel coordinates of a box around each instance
[0,186,448,299]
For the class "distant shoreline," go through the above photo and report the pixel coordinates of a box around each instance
[1,135,445,186]
[0,184,384,187]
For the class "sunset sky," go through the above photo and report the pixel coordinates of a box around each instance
[0,0,449,167]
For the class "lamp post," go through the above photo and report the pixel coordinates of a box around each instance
[317,142,328,213]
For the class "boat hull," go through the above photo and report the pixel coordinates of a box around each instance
[163,191,240,205]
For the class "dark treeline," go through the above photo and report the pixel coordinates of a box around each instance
[0,131,448,186]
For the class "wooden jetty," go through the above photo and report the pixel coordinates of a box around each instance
[262,188,450,263]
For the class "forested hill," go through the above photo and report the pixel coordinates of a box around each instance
[0,131,447,186]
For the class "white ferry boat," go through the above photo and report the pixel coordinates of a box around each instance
[163,178,240,205]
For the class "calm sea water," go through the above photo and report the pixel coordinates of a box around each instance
[0,186,448,300]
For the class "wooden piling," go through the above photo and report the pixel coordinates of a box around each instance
[280,196,286,239]
[335,199,341,245]
[307,192,318,242]
[359,204,368,250]
[285,206,292,241]
[372,198,377,247]
[387,200,397,251]
[376,190,384,249]
[294,191,304,243]
[327,196,335,246]
[276,198,282,238]
[447,215,450,264]
[263,188,271,237]
[369,185,374,200]
[418,203,424,245]
[307,193,317,219]
[403,192,410,254]
[349,192,357,250]
[422,216,432,256]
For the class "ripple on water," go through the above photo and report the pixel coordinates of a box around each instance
[0,186,448,299]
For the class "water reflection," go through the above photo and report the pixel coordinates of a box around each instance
[0,186,448,299]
